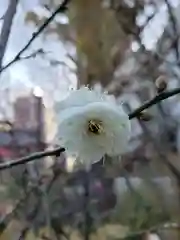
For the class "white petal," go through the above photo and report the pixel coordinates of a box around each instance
[78,144,105,167]
[56,87,131,167]
[56,87,103,112]
[106,118,131,155]
[58,108,86,152]
[78,102,131,156]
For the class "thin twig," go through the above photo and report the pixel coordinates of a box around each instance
[0,147,65,170]
[0,89,180,170]
[20,48,47,60]
[0,0,71,73]
[129,88,180,119]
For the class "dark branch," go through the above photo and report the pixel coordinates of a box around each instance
[129,87,180,119]
[20,48,47,60]
[0,147,65,170]
[0,88,179,171]
[0,0,19,70]
[0,0,71,73]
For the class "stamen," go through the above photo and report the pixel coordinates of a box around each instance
[88,119,103,135]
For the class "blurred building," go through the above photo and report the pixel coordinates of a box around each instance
[4,88,46,183]
[13,88,59,145]
[13,87,45,145]
[14,94,42,130]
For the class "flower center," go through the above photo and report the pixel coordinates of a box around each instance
[88,119,103,135]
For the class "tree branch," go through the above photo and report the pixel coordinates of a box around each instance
[0,147,65,170]
[0,0,71,73]
[129,87,180,119]
[0,88,179,171]
[20,48,47,60]
[0,0,19,70]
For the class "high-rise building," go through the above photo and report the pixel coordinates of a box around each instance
[13,90,45,154]
[13,94,42,130]
[12,90,45,181]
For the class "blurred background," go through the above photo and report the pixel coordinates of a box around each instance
[0,0,180,239]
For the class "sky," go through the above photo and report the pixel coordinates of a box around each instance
[0,0,179,102]
[133,0,179,51]
[0,0,77,103]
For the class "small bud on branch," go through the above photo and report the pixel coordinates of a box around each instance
[138,111,152,121]
[155,76,167,93]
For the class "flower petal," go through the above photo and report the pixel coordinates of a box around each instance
[57,87,131,167]
[56,87,103,112]
[58,108,86,153]
[78,102,131,155]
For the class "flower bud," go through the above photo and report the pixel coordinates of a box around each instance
[138,111,152,121]
[155,76,167,93]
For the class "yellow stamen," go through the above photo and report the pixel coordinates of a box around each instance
[88,119,103,135]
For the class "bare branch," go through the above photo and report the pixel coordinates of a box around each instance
[0,88,179,170]
[129,88,180,119]
[0,0,19,70]
[0,0,71,73]
[66,53,78,65]
[20,48,47,60]
[0,147,65,170]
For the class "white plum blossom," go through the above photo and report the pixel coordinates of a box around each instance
[57,87,131,168]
